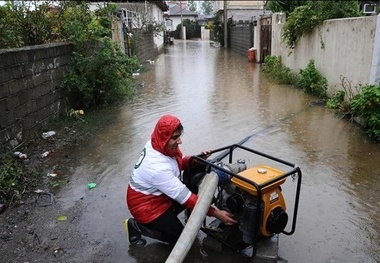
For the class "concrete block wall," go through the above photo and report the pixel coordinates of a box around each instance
[134,30,158,64]
[0,43,74,149]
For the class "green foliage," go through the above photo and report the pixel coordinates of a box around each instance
[22,2,58,45]
[263,56,380,142]
[59,2,112,54]
[326,76,359,117]
[201,0,213,15]
[0,150,38,205]
[211,14,224,45]
[282,5,321,49]
[0,2,22,48]
[267,0,308,15]
[282,0,362,49]
[296,60,327,99]
[56,2,140,109]
[0,1,59,48]
[262,56,299,85]
[0,1,142,110]
[188,0,197,12]
[351,85,380,141]
[63,37,140,109]
[263,56,327,99]
[176,19,200,39]
[326,90,345,109]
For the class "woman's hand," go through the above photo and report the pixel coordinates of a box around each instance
[213,209,238,225]
[200,150,211,160]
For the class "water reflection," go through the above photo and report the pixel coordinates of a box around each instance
[58,39,379,263]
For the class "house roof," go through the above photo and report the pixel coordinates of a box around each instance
[90,1,168,11]
[147,0,168,11]
[169,4,198,17]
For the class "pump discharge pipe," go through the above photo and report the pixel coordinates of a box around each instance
[165,171,219,263]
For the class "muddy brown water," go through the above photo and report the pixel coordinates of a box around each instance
[56,40,379,263]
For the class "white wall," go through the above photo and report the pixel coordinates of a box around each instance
[272,13,380,95]
[201,26,210,40]
[151,4,165,52]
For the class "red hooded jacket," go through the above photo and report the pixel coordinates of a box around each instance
[126,115,215,224]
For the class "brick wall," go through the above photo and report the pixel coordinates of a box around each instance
[0,43,74,149]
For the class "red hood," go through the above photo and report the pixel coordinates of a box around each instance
[151,115,183,165]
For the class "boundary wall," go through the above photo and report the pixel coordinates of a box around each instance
[0,43,73,148]
[271,13,380,95]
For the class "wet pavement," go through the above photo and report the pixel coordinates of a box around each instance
[56,40,379,262]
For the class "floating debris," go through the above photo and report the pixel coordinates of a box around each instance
[87,183,97,189]
[35,192,54,207]
[42,131,56,139]
[56,215,67,221]
[0,203,5,213]
[14,151,28,160]
[41,151,51,158]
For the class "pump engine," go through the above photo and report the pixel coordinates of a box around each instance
[185,145,302,258]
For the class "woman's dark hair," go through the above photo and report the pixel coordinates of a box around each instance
[177,123,184,133]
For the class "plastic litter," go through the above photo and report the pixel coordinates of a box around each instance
[0,203,5,213]
[41,151,51,158]
[53,245,62,254]
[42,131,56,139]
[87,182,97,189]
[14,151,27,160]
[47,172,57,177]
[68,109,85,121]
[35,192,54,207]
[56,215,67,221]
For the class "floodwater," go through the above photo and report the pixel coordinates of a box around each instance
[57,40,380,263]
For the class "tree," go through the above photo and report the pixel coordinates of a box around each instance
[201,0,213,15]
[267,0,308,15]
[211,14,224,45]
[188,0,197,12]
[176,18,199,39]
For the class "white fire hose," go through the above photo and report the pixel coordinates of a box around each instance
[165,171,219,263]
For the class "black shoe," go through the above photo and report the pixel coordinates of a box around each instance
[124,218,147,246]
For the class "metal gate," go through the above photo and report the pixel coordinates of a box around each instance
[260,16,272,62]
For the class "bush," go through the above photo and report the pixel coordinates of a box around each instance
[296,60,327,99]
[262,56,299,85]
[63,37,140,109]
[0,1,64,48]
[0,1,141,110]
[326,90,345,109]
[326,76,360,117]
[176,19,200,39]
[58,2,140,109]
[263,56,327,99]
[351,85,380,141]
[0,150,38,206]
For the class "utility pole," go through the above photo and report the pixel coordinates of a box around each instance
[224,0,227,48]
[180,0,183,39]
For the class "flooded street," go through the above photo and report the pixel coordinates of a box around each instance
[57,40,379,262]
